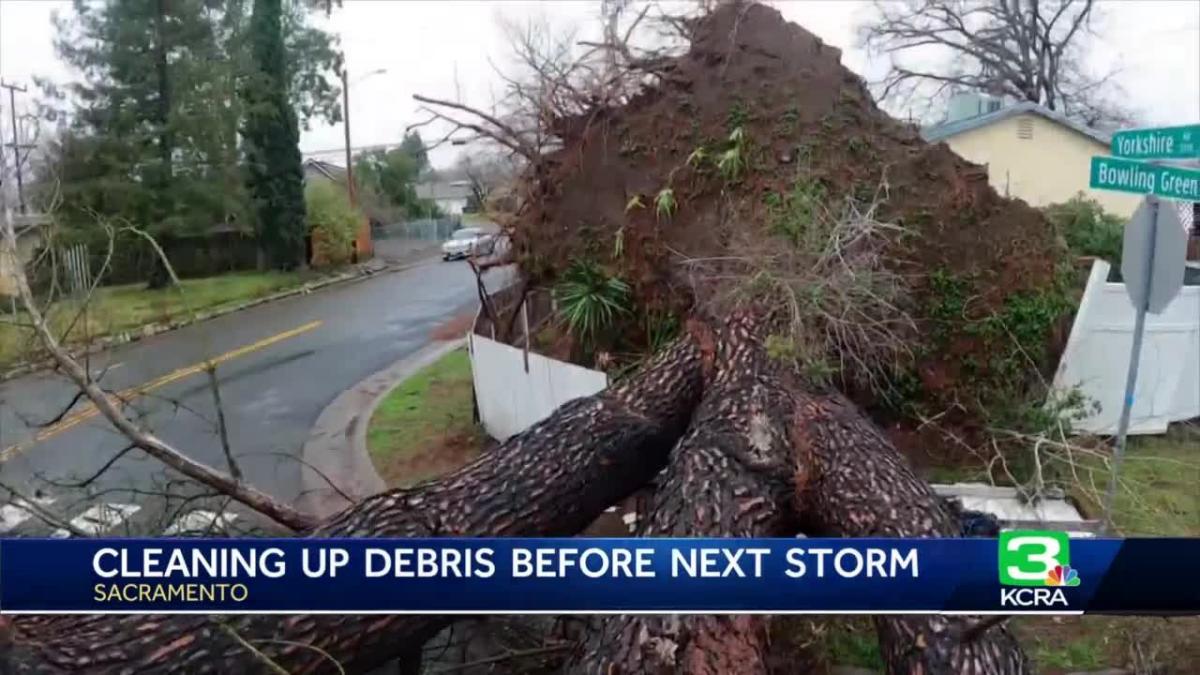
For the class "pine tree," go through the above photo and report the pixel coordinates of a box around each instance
[241,0,308,269]
[50,0,239,245]
[44,0,342,278]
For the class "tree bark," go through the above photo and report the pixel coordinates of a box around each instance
[569,315,797,675]
[788,391,1030,675]
[3,327,712,674]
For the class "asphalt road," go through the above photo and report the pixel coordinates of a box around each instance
[0,257,489,535]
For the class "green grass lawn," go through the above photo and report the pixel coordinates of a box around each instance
[922,424,1199,537]
[366,348,483,488]
[1078,424,1200,536]
[0,270,311,368]
[95,270,311,328]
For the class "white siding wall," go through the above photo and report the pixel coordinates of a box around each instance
[437,197,468,216]
[469,333,609,440]
[1053,260,1200,434]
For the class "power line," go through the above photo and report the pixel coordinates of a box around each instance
[301,140,405,158]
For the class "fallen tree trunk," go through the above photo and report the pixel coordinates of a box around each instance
[789,392,1030,674]
[3,327,712,674]
[569,316,798,675]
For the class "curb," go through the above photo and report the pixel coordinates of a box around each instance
[296,336,468,519]
[0,253,439,383]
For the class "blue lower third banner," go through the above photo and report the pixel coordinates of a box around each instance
[1,535,1196,614]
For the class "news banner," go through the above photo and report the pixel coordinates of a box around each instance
[0,533,1196,614]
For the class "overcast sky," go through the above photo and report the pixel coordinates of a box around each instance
[1,0,1197,170]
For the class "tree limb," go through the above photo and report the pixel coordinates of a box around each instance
[1,206,315,533]
[569,314,795,675]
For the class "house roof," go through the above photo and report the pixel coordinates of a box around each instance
[921,101,1111,147]
[303,159,347,183]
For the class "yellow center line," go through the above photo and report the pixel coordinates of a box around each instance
[0,320,323,462]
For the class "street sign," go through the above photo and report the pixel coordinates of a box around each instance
[1090,156,1200,201]
[1120,195,1187,313]
[1112,124,1200,160]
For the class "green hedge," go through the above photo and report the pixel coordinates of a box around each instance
[305,181,360,267]
[1043,194,1124,266]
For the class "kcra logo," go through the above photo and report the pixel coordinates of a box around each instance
[997,531,1081,608]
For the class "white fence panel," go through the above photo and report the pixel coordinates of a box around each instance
[1052,260,1200,434]
[469,333,609,441]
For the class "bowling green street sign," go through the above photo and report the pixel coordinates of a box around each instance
[1089,156,1200,202]
[1111,124,1199,160]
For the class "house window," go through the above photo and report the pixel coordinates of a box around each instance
[1016,118,1034,140]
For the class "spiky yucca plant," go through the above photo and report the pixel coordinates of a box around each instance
[554,260,632,350]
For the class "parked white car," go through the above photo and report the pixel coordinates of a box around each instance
[441,227,495,261]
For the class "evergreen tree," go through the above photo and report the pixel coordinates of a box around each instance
[353,131,439,219]
[241,0,307,269]
[42,0,342,279]
[398,131,430,175]
[50,0,239,238]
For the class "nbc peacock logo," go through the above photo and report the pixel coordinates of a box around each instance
[1045,564,1081,587]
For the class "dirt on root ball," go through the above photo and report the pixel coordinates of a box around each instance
[512,1,1068,458]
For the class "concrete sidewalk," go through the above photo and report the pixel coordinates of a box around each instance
[296,337,467,519]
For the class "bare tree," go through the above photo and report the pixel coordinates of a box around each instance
[860,0,1136,128]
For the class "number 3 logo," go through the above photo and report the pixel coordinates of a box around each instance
[998,531,1070,586]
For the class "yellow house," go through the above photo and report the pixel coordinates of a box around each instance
[923,101,1141,217]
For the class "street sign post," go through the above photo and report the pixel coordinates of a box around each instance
[1089,156,1200,201]
[1111,124,1200,160]
[1101,195,1187,533]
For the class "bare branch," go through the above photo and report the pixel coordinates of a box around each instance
[860,0,1130,125]
[1,206,315,532]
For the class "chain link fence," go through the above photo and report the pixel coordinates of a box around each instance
[373,216,462,242]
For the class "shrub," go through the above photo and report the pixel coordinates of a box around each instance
[305,181,360,267]
[1043,194,1124,266]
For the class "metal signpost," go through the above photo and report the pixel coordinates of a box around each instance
[1092,125,1198,533]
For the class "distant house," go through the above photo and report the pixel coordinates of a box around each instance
[303,158,347,187]
[0,213,49,299]
[922,94,1142,217]
[415,181,473,216]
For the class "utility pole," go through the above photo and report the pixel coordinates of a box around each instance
[340,67,356,207]
[1,80,29,213]
[338,67,386,209]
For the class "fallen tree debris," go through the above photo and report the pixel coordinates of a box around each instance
[789,392,1030,674]
[569,314,796,675]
